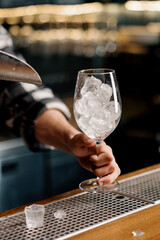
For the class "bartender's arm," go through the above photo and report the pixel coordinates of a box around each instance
[34,109,120,186]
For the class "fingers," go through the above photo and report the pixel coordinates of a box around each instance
[91,161,115,177]
[90,152,112,167]
[90,142,114,167]
[76,138,121,186]
[97,163,121,186]
[71,133,96,157]
[96,141,113,155]
[89,141,121,185]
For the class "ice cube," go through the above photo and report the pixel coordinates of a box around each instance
[89,108,116,138]
[78,115,90,132]
[81,76,101,96]
[54,210,66,219]
[74,98,88,116]
[132,230,145,237]
[75,91,101,118]
[105,101,121,120]
[99,83,112,104]
[24,204,45,229]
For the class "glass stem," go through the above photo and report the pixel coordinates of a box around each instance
[95,140,102,183]
[95,140,101,145]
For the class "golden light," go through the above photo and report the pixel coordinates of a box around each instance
[6,17,20,24]
[23,15,34,24]
[19,25,33,36]
[38,14,50,23]
[25,5,37,16]
[125,1,160,11]
[9,25,20,36]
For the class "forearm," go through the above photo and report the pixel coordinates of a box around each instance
[34,109,80,154]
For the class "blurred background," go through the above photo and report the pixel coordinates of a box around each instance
[0,0,160,212]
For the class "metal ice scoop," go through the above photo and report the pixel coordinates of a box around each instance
[0,50,42,85]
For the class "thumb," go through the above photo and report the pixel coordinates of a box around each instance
[73,133,95,147]
[71,133,96,157]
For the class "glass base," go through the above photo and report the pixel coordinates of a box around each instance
[79,178,119,193]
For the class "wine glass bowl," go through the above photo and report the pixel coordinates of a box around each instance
[73,68,122,193]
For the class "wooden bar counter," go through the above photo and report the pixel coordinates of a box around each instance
[0,164,160,240]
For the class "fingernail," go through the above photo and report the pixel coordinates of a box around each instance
[85,138,93,144]
[99,181,103,186]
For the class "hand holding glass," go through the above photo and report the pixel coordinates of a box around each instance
[73,69,122,193]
